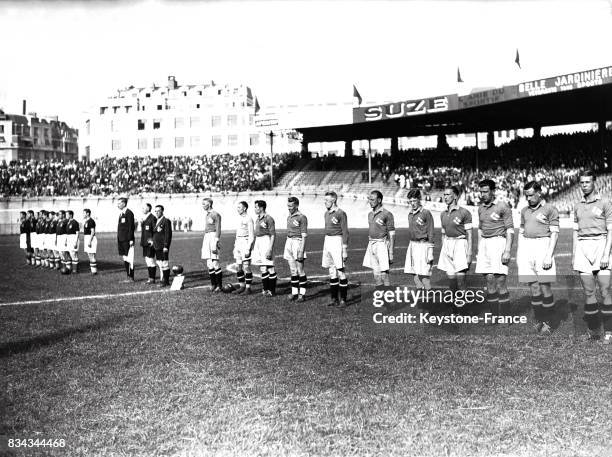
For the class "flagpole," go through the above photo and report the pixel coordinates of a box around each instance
[368,139,372,184]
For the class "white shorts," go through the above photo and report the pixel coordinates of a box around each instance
[404,241,432,276]
[233,237,252,263]
[31,233,39,249]
[201,232,219,260]
[573,238,611,275]
[66,234,79,252]
[45,234,55,250]
[517,236,556,283]
[322,235,344,269]
[283,238,306,262]
[475,236,508,275]
[84,235,98,254]
[56,234,67,251]
[363,239,391,273]
[437,238,470,275]
[19,233,28,249]
[252,236,274,266]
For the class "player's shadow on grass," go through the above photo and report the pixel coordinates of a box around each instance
[0,311,144,359]
[94,260,131,273]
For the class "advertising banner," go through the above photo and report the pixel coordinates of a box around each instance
[353,94,458,123]
[517,65,612,97]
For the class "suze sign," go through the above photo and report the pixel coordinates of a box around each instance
[353,95,456,123]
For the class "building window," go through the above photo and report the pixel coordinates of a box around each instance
[196,104,201,109]
[175,137,184,148]
[112,140,121,151]
[249,134,259,146]
[157,105,163,111]
[44,128,49,137]
[211,115,221,128]
[110,120,118,132]
[113,107,119,114]
[227,115,238,127]
[228,135,238,147]
[249,114,254,125]
[145,93,151,98]
[0,125,3,134]
[85,146,90,156]
[86,121,90,135]
[153,138,162,149]
[33,127,39,137]
[190,136,200,147]
[33,138,38,146]
[125,106,132,113]
[212,136,222,147]
[190,116,200,128]
[138,138,147,150]
[182,91,187,97]
[153,120,161,129]
[197,91,202,96]
[100,107,107,115]
[174,117,184,129]
[138,120,146,130]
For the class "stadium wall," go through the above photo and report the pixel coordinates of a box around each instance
[0,193,569,235]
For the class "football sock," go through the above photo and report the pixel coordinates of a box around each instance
[541,295,555,323]
[261,271,270,292]
[601,302,612,332]
[339,278,348,301]
[330,278,339,301]
[209,268,217,288]
[531,294,543,322]
[584,302,601,331]
[290,275,299,296]
[299,275,307,296]
[245,272,253,289]
[269,271,277,294]
[215,268,223,288]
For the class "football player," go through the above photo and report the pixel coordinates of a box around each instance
[201,198,223,292]
[47,211,59,269]
[285,197,308,301]
[363,190,395,288]
[56,210,69,272]
[66,210,80,274]
[18,212,31,265]
[117,197,136,282]
[152,205,172,287]
[252,200,277,296]
[322,191,349,307]
[82,209,98,274]
[141,203,157,284]
[475,179,514,317]
[438,186,473,308]
[404,189,434,290]
[518,181,559,335]
[233,201,255,294]
[572,170,612,343]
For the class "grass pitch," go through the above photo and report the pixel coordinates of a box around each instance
[1,229,611,457]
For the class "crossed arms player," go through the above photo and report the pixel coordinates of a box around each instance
[233,201,255,294]
[201,198,223,292]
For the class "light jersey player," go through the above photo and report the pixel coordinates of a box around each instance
[438,186,473,306]
[252,200,277,296]
[572,170,612,343]
[285,197,308,301]
[82,209,98,274]
[233,201,255,294]
[201,198,223,292]
[404,189,434,290]
[517,181,559,335]
[322,191,349,308]
[475,179,514,316]
[363,190,396,288]
[65,211,80,274]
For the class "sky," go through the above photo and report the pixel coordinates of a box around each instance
[0,0,611,127]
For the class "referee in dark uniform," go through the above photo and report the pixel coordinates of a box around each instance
[117,197,136,282]
[152,205,172,287]
[141,203,157,284]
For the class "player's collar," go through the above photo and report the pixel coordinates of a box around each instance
[257,213,266,219]
[526,201,543,211]
[581,192,600,203]
[289,210,301,217]
[481,200,495,208]
[372,205,384,215]
[327,206,338,214]
[446,204,459,212]
[409,206,423,215]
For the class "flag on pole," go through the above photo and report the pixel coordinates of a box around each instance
[457,67,463,83]
[254,97,260,113]
[515,49,521,69]
[353,84,362,106]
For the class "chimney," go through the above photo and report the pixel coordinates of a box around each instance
[168,76,178,90]
[22,100,26,115]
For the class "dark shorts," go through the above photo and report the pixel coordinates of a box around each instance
[143,245,156,258]
[118,241,131,256]
[155,249,169,261]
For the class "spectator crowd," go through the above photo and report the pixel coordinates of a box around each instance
[0,153,298,197]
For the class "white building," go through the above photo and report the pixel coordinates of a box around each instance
[82,76,275,159]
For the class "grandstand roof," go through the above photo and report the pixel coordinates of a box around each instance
[296,82,612,143]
